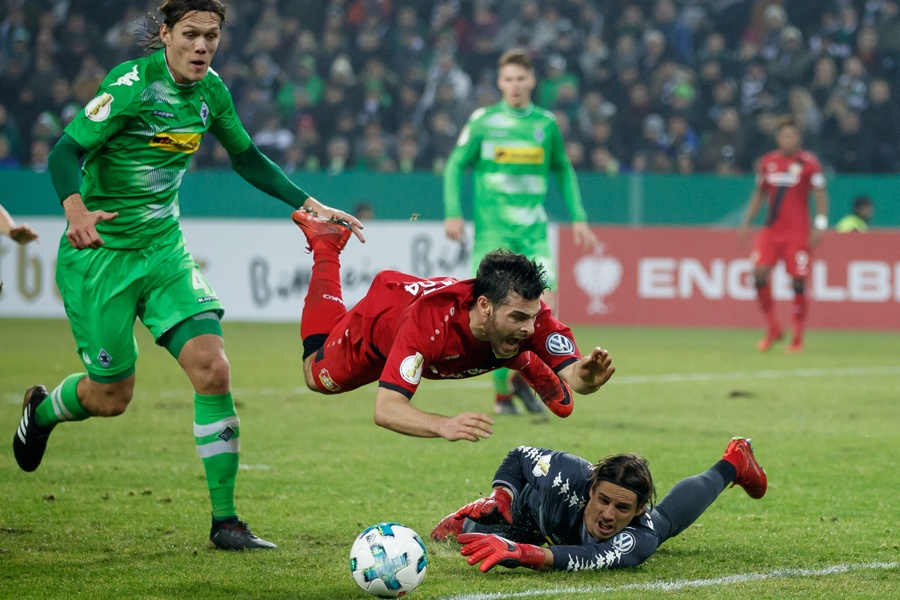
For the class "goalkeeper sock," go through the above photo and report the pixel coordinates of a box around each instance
[194,392,240,520]
[492,368,511,397]
[301,246,345,340]
[35,373,91,428]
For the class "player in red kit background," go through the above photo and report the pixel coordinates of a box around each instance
[739,117,829,353]
[290,208,616,442]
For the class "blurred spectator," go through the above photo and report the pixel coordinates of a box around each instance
[416,50,472,127]
[589,145,621,175]
[861,79,900,172]
[396,134,429,173]
[494,0,542,52]
[809,56,839,110]
[834,195,874,232]
[651,0,693,65]
[0,132,19,168]
[276,55,324,120]
[767,27,814,101]
[325,135,352,174]
[537,54,579,112]
[253,110,295,164]
[698,106,745,173]
[0,102,23,161]
[824,111,874,172]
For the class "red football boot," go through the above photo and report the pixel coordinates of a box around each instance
[723,436,768,499]
[291,208,352,252]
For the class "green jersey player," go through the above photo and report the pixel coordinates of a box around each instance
[12,0,364,550]
[443,49,597,417]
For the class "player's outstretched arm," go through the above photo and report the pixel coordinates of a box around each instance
[374,387,493,442]
[558,347,615,395]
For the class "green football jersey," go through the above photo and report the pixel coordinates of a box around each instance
[65,50,252,249]
[443,101,588,236]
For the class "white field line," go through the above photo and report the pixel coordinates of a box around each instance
[436,561,899,600]
[5,366,900,404]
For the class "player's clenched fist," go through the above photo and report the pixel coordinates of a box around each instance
[457,533,547,572]
[453,487,512,524]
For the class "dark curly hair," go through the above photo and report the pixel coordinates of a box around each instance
[590,453,656,509]
[473,249,548,306]
[140,0,227,51]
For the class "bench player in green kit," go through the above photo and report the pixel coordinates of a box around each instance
[443,49,598,417]
[12,0,364,550]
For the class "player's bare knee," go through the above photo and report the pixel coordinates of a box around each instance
[184,350,231,393]
[90,387,133,416]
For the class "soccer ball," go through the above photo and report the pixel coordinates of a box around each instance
[349,522,428,598]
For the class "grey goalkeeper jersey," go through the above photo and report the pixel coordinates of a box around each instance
[490,446,660,571]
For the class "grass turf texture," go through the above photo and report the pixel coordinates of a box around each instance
[1,318,898,599]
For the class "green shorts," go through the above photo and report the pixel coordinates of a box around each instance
[471,231,557,289]
[55,228,224,380]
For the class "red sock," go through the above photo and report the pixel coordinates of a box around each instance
[791,292,807,341]
[756,283,780,331]
[300,248,345,340]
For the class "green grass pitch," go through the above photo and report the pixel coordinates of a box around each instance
[1,318,898,599]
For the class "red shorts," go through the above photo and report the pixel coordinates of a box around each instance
[307,311,384,394]
[752,229,810,278]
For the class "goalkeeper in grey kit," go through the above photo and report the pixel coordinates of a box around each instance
[431,438,767,571]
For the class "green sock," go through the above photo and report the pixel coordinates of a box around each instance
[35,374,91,428]
[194,392,240,520]
[493,368,511,396]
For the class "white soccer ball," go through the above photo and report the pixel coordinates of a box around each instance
[349,522,428,598]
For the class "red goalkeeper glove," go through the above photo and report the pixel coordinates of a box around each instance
[507,351,575,418]
[457,533,547,572]
[453,487,513,525]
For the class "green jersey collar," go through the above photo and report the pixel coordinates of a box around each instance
[500,100,534,118]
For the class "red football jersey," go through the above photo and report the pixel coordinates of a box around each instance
[346,271,581,399]
[755,150,825,235]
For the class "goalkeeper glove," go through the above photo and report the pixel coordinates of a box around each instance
[457,533,547,572]
[453,487,513,525]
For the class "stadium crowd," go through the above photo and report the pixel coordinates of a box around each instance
[1,0,899,176]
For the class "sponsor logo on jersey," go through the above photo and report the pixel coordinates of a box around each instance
[152,110,175,118]
[110,65,140,87]
[443,354,460,360]
[493,146,544,164]
[611,531,636,554]
[534,128,545,143]
[546,332,575,356]
[85,93,114,122]
[200,101,209,126]
[318,368,341,392]
[400,353,424,384]
[97,348,112,368]
[196,295,217,303]
[149,132,202,153]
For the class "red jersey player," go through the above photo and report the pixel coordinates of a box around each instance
[739,117,829,353]
[290,208,616,442]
